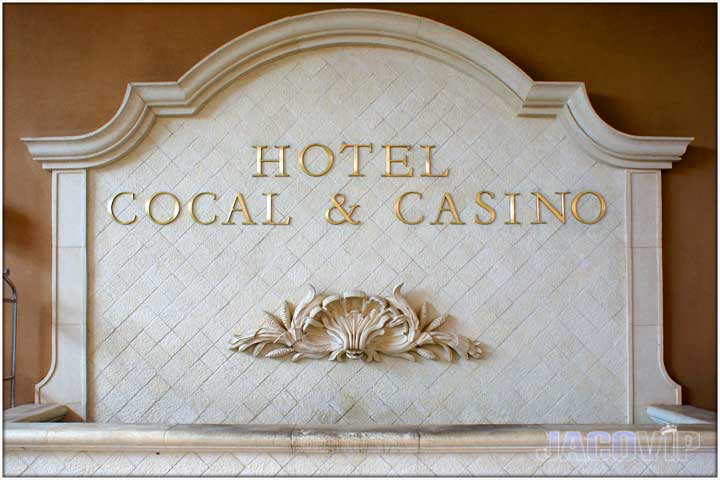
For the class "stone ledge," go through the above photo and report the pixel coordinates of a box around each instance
[647,405,717,425]
[4,423,716,454]
[4,404,68,423]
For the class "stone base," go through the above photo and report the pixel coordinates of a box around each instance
[4,422,716,476]
[4,450,716,476]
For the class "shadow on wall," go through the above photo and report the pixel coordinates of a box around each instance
[587,94,629,131]
[662,144,717,411]
[4,206,36,249]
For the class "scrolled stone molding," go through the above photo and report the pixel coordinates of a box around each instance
[522,82,693,167]
[22,9,691,170]
[230,284,482,363]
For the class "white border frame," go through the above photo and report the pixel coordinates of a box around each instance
[35,170,87,418]
[626,170,682,423]
[22,9,689,422]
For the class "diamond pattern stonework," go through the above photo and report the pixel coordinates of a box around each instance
[5,450,716,477]
[88,47,627,425]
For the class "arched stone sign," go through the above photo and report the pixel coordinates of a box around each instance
[23,9,690,424]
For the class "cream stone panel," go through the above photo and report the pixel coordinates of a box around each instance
[87,47,629,424]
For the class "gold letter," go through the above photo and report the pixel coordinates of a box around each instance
[222,193,256,225]
[474,191,496,225]
[146,192,181,225]
[188,192,218,225]
[431,193,465,225]
[420,145,449,177]
[299,144,335,177]
[505,193,521,225]
[532,192,569,224]
[571,191,607,224]
[253,146,289,177]
[340,143,372,177]
[107,192,137,225]
[325,193,360,225]
[394,191,424,225]
[382,145,413,177]
[263,193,291,225]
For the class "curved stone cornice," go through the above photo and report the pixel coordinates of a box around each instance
[22,9,692,170]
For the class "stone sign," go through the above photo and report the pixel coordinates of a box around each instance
[22,9,691,425]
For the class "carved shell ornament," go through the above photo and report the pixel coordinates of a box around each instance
[229,284,483,362]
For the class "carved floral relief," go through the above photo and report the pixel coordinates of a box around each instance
[230,284,483,363]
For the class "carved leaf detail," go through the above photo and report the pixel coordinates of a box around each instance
[419,302,431,328]
[265,347,293,358]
[439,344,453,362]
[264,311,286,332]
[229,284,483,363]
[415,348,436,360]
[280,302,292,330]
[426,315,447,332]
[252,343,266,357]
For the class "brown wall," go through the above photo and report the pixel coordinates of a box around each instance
[3,4,716,411]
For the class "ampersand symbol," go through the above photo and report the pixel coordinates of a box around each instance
[325,193,361,225]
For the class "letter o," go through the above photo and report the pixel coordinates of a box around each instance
[571,191,607,225]
[146,192,181,225]
[299,144,335,177]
